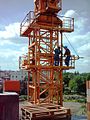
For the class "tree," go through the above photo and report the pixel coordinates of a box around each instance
[87,73,90,80]
[63,72,89,95]
[63,73,70,87]
[69,79,77,93]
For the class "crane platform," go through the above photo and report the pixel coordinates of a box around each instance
[20,11,74,37]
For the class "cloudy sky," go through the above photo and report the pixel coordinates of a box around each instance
[0,0,90,73]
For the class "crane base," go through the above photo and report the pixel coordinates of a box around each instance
[21,103,71,120]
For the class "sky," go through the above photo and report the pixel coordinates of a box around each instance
[0,0,90,73]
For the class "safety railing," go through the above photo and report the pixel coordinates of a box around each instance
[20,11,35,35]
[19,53,76,70]
[60,16,74,31]
[20,11,74,35]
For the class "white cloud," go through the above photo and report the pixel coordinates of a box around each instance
[74,59,90,73]
[63,10,90,73]
[0,45,28,70]
[0,45,28,58]
[20,46,28,54]
[0,22,20,39]
[0,23,28,45]
[78,43,90,57]
[64,10,77,17]
[68,31,90,47]
[64,10,88,33]
[0,56,19,70]
[0,22,28,70]
[75,17,88,33]
[0,40,13,46]
[0,49,20,58]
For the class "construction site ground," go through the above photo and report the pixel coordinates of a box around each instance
[19,101,87,120]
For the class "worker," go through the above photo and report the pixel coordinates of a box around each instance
[63,46,71,66]
[50,0,55,3]
[54,46,61,66]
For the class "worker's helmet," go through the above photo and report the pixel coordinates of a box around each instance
[64,46,67,49]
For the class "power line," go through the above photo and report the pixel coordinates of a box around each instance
[64,34,79,57]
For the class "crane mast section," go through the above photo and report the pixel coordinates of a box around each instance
[20,0,75,105]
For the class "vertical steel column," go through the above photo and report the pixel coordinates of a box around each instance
[37,29,40,103]
[27,35,31,101]
[59,31,63,106]
[50,30,54,103]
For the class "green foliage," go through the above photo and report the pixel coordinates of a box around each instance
[77,98,86,103]
[64,95,86,103]
[69,79,77,93]
[69,75,86,95]
[63,72,88,95]
[19,95,27,101]
[86,73,90,80]
[64,87,71,95]
[76,104,87,115]
[63,73,70,86]
[24,75,32,81]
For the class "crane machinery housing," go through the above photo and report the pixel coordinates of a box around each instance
[20,0,77,119]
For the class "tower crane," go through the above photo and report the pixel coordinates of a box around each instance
[20,0,76,105]
[19,0,79,119]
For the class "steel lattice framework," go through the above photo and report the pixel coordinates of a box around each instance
[20,0,76,105]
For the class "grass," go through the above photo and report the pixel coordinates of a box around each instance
[76,105,87,116]
[19,95,27,101]
[63,95,87,116]
[63,94,86,103]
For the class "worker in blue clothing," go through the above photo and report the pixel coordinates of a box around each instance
[54,46,61,66]
[63,46,71,66]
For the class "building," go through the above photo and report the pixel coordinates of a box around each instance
[10,70,28,81]
[0,70,28,81]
